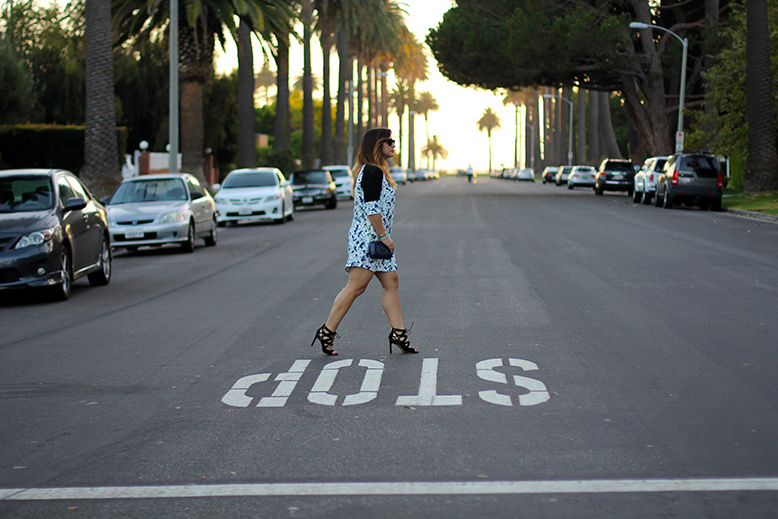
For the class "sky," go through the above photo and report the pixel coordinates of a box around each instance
[215,0,529,174]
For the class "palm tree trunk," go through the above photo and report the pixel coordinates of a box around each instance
[301,0,316,169]
[274,33,290,150]
[407,81,416,172]
[745,0,778,191]
[588,89,600,163]
[334,18,348,164]
[577,90,586,164]
[83,0,120,197]
[319,13,334,166]
[357,56,364,146]
[237,20,256,168]
[487,130,492,173]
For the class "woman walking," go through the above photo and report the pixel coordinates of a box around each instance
[311,128,417,356]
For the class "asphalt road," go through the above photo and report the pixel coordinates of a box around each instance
[2,176,778,518]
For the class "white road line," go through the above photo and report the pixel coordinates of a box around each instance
[2,478,778,500]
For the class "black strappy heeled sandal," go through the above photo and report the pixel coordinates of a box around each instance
[311,323,339,356]
[388,323,418,354]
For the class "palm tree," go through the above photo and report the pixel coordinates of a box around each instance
[255,62,276,105]
[237,20,256,168]
[415,90,439,148]
[393,30,428,172]
[502,89,526,169]
[389,79,411,168]
[113,0,295,184]
[477,107,501,173]
[421,135,448,171]
[745,0,778,190]
[300,0,315,169]
[83,0,120,197]
[314,0,336,165]
[293,72,321,92]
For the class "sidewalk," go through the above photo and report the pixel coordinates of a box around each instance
[724,208,778,223]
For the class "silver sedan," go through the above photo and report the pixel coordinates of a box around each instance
[106,173,217,253]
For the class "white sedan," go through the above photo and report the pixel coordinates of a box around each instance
[213,168,294,226]
[323,165,354,199]
[567,166,597,189]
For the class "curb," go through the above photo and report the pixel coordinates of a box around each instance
[724,208,778,223]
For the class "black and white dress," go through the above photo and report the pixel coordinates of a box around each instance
[345,164,397,272]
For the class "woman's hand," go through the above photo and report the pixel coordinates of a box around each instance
[381,236,394,253]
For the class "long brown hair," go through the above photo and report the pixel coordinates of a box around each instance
[351,127,397,190]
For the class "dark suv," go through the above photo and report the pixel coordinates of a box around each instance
[654,151,723,211]
[594,158,635,196]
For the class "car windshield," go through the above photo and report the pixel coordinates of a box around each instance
[223,172,277,188]
[291,171,329,185]
[110,178,187,204]
[0,176,55,212]
[328,170,349,178]
[680,156,719,178]
[607,162,633,172]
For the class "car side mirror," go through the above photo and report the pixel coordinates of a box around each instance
[281,180,291,187]
[212,183,221,191]
[64,197,87,212]
[99,196,111,206]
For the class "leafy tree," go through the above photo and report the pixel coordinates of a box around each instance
[477,107,501,173]
[0,38,36,124]
[427,0,727,158]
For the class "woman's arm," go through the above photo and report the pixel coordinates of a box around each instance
[368,212,393,253]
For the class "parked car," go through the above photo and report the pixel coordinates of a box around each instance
[555,165,574,186]
[0,168,112,301]
[323,165,354,199]
[517,168,535,181]
[632,156,668,205]
[541,166,558,184]
[654,151,723,210]
[594,158,635,196]
[389,167,407,185]
[567,166,597,189]
[411,169,427,182]
[290,169,337,210]
[213,168,293,226]
[105,173,217,253]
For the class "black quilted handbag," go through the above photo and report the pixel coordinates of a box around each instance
[367,240,392,259]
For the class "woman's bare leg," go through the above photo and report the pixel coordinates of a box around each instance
[324,267,374,331]
[375,271,404,329]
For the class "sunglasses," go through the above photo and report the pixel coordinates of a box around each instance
[383,138,396,147]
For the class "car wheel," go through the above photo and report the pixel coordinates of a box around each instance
[205,217,218,246]
[49,246,72,301]
[595,183,604,196]
[632,188,641,203]
[326,196,337,210]
[217,221,226,228]
[88,236,112,286]
[711,197,722,211]
[642,192,652,205]
[181,221,195,253]
[567,182,573,190]
[654,187,663,207]
[662,188,673,209]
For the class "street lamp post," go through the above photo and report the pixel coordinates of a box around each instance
[629,21,688,152]
[542,94,573,165]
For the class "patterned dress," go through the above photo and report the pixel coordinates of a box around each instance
[345,164,397,272]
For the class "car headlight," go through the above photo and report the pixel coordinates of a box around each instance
[14,228,56,250]
[159,211,186,223]
[267,194,280,201]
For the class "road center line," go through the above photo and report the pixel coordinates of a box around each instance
[2,478,778,500]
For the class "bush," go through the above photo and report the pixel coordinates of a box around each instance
[0,124,127,173]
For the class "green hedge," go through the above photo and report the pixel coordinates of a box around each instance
[0,124,127,175]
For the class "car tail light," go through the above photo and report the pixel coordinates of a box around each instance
[671,170,679,185]
[648,174,654,182]
[717,173,723,188]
